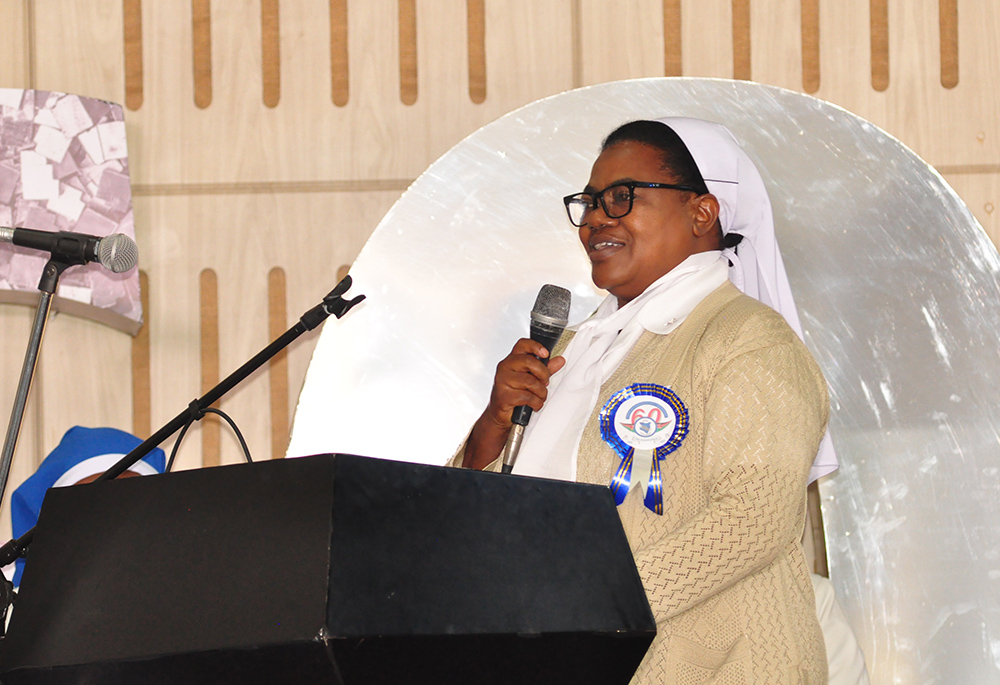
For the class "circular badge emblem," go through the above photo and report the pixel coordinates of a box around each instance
[614,396,677,449]
[600,383,688,462]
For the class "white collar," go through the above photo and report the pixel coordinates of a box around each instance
[637,251,727,333]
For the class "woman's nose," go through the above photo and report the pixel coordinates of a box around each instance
[587,204,616,229]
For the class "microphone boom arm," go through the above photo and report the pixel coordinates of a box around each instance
[0,276,365,569]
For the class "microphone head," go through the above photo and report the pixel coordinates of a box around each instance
[530,284,571,328]
[97,233,138,273]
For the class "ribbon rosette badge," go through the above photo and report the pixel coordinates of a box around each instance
[600,383,688,515]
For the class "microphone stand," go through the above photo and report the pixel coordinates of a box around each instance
[0,275,364,628]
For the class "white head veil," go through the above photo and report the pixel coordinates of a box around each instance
[658,117,838,482]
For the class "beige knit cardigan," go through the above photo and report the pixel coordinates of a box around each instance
[459,281,830,684]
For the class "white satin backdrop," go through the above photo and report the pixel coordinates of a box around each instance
[288,78,1000,682]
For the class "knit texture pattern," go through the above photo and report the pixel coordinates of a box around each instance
[574,282,829,684]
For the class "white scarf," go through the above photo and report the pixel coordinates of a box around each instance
[512,252,728,481]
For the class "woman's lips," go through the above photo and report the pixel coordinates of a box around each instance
[588,238,625,261]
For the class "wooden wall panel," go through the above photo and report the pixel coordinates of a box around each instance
[0,309,40,544]
[31,0,123,102]
[0,2,29,88]
[938,0,1000,167]
[750,0,803,92]
[479,0,574,119]
[132,0,193,180]
[809,0,1000,171]
[132,188,400,469]
[255,0,333,180]
[944,174,1000,249]
[124,1,581,185]
[813,0,876,115]
[342,1,408,176]
[578,0,665,87]
[882,1,938,149]
[199,1,266,173]
[412,0,479,159]
[135,241,202,472]
[36,314,133,456]
[680,0,732,79]
[916,1,999,166]
[129,2,402,183]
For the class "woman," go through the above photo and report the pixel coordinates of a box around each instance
[460,118,830,683]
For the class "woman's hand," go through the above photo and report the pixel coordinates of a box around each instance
[462,339,566,470]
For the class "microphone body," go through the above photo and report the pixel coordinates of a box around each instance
[502,284,571,474]
[0,226,138,273]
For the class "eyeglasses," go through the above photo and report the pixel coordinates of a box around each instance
[562,181,702,227]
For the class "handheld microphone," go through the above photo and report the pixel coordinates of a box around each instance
[502,284,571,474]
[0,226,138,273]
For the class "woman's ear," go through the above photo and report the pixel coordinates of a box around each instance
[691,193,720,239]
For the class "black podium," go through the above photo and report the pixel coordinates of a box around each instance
[0,454,655,684]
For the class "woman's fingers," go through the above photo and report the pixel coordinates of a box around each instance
[487,339,561,423]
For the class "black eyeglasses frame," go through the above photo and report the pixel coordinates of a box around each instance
[562,181,703,227]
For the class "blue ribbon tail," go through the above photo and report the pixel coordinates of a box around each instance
[609,449,634,506]
[643,450,664,515]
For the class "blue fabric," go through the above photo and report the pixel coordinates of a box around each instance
[10,426,165,586]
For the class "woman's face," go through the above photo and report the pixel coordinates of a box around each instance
[579,140,714,305]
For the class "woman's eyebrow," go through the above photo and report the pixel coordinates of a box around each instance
[585,178,638,193]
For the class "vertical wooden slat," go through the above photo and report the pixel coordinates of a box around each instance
[939,0,958,89]
[467,0,486,103]
[199,269,220,467]
[123,0,143,110]
[192,0,213,108]
[801,0,820,93]
[663,0,682,76]
[399,0,417,105]
[570,0,582,88]
[25,0,35,88]
[330,0,349,106]
[268,268,289,460]
[870,0,889,91]
[261,0,280,107]
[732,0,751,80]
[131,270,152,439]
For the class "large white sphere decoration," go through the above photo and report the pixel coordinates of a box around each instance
[290,78,1000,683]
